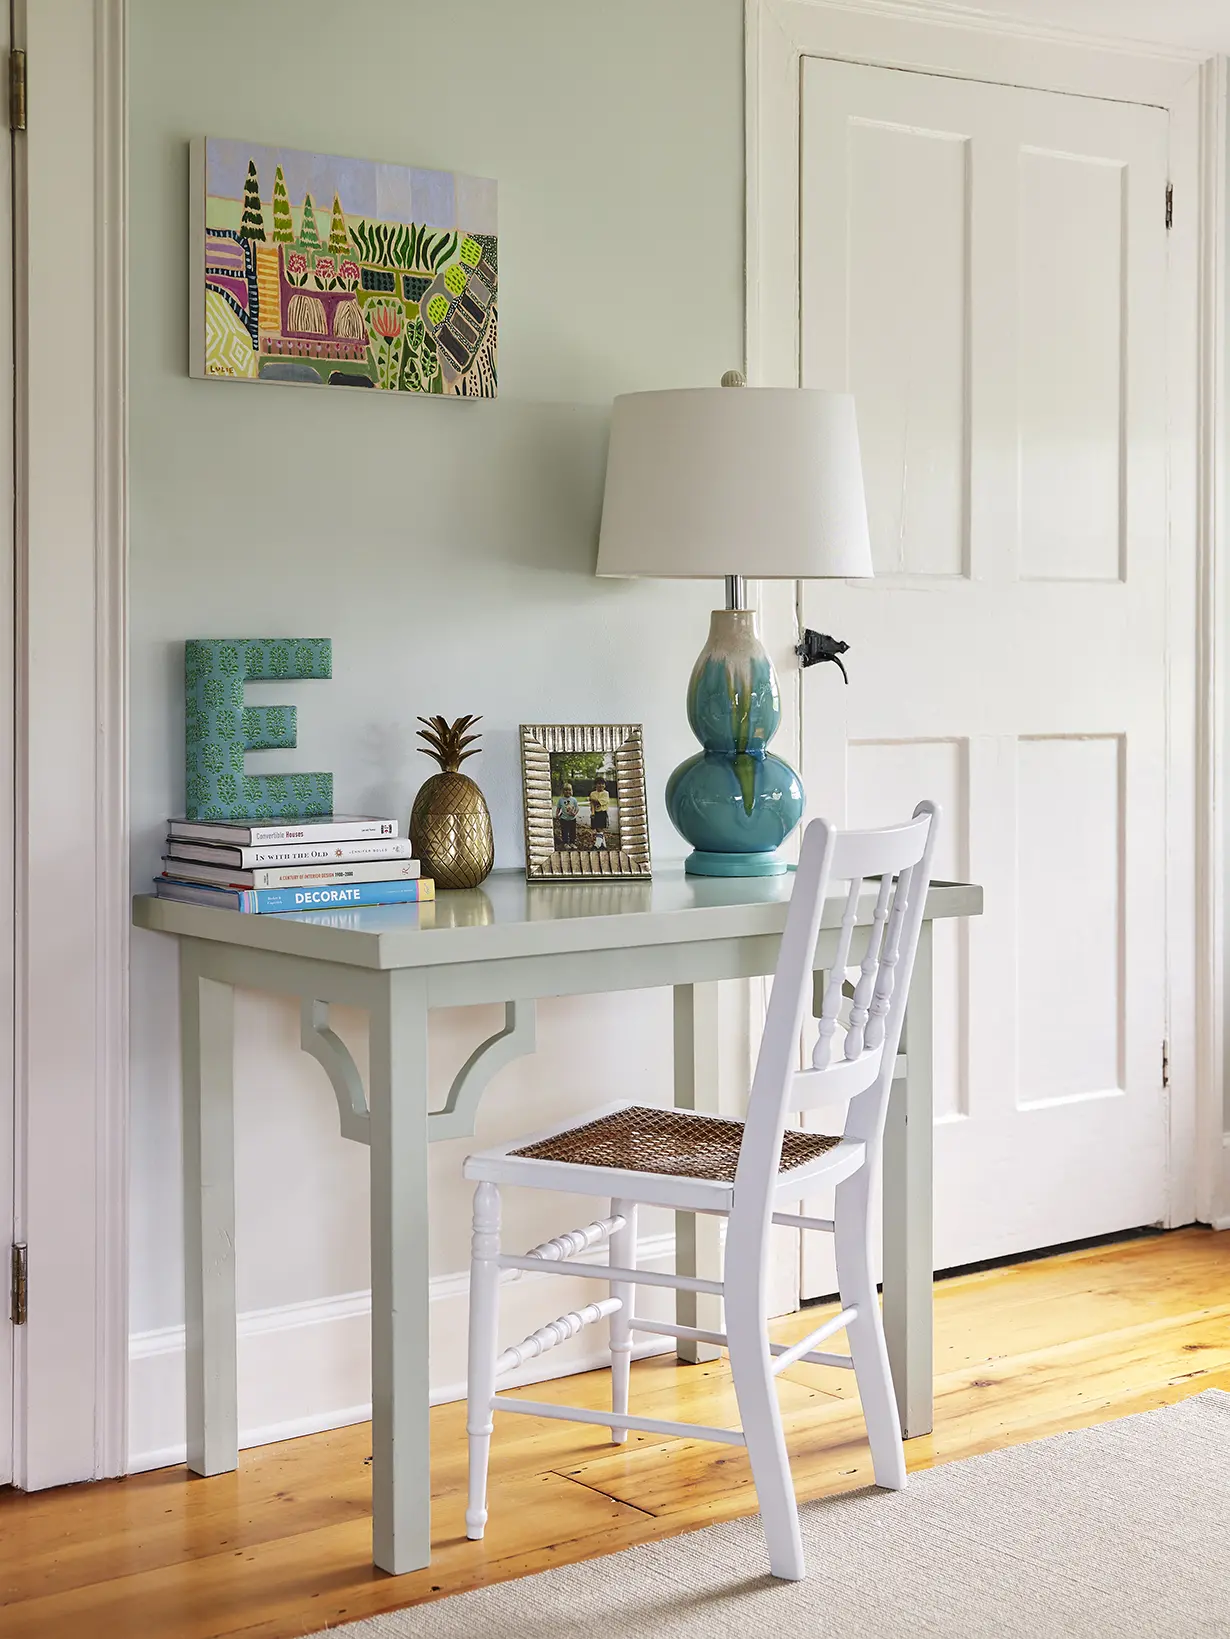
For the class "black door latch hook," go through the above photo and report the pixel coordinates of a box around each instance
[796,629,850,683]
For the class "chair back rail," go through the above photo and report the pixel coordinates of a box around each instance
[732,802,939,1236]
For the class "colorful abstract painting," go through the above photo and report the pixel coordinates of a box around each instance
[190,138,497,396]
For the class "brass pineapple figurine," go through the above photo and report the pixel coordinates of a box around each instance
[410,714,495,890]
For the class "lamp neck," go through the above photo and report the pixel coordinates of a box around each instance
[724,574,748,612]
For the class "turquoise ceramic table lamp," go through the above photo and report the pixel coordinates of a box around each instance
[596,376,873,876]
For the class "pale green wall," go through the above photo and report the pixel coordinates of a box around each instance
[128,0,745,1340]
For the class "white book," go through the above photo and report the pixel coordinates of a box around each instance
[162,857,421,891]
[165,836,416,869]
[167,814,399,846]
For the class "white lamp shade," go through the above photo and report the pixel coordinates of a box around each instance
[596,386,873,580]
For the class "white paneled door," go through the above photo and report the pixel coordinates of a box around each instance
[798,59,1170,1291]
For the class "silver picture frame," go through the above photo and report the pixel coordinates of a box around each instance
[520,723,651,880]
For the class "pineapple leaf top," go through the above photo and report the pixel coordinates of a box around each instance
[416,714,482,772]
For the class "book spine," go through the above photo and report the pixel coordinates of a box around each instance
[164,838,417,869]
[251,860,420,889]
[167,818,400,846]
[248,879,435,913]
[239,838,415,867]
[160,858,424,891]
[246,820,398,844]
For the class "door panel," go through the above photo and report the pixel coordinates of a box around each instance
[1016,735,1123,1105]
[846,121,970,576]
[799,59,1169,1286]
[1017,149,1126,581]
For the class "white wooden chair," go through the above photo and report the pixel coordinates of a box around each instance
[462,802,939,1581]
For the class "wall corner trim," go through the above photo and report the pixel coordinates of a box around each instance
[94,0,131,1485]
[13,0,131,1490]
[1193,54,1230,1228]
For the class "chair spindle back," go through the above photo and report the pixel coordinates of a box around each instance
[732,802,939,1236]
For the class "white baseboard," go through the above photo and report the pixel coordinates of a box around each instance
[128,1232,679,1473]
[1208,1134,1230,1231]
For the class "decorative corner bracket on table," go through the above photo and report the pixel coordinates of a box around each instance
[299,995,537,1146]
[134,869,981,1577]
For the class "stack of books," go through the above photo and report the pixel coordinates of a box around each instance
[155,815,434,914]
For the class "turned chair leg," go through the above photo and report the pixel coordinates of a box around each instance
[834,1166,907,1490]
[725,1266,806,1581]
[466,1180,502,1539]
[608,1198,636,1442]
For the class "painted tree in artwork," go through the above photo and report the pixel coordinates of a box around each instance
[271,165,294,243]
[328,193,349,256]
[298,192,321,251]
[239,159,265,241]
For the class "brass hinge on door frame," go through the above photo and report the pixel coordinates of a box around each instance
[10,1243,27,1326]
[1165,181,1173,230]
[9,48,25,132]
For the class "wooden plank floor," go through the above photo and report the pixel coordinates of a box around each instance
[1,1227,1227,1637]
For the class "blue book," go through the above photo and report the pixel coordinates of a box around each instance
[154,876,435,914]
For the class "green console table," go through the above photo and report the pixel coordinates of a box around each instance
[133,868,982,1575]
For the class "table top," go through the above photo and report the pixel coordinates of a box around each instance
[132,868,983,972]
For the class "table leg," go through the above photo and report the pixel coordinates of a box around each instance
[181,946,238,1477]
[673,983,723,1363]
[882,920,934,1438]
[368,969,432,1574]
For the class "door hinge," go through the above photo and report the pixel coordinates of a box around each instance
[1162,1040,1170,1089]
[10,1243,27,1326]
[1165,181,1173,230]
[9,48,25,132]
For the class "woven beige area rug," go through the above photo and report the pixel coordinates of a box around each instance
[336,1391,1230,1638]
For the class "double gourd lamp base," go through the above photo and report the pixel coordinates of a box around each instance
[596,374,874,876]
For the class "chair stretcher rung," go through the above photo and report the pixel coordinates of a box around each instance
[772,1211,835,1233]
[524,1216,624,1262]
[495,1297,621,1376]
[769,1345,854,1370]
[636,1318,855,1370]
[496,1254,723,1297]
[631,1317,727,1349]
[770,1306,857,1374]
[492,1396,746,1446]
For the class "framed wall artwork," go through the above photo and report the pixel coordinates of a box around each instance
[520,724,651,880]
[190,137,497,396]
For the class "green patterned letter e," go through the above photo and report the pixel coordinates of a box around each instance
[184,638,334,821]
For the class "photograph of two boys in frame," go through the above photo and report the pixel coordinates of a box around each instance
[550,749,621,854]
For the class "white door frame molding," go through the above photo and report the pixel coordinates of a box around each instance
[12,0,129,1487]
[1192,55,1228,1230]
[746,0,1228,1231]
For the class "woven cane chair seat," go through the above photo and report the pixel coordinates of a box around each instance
[508,1104,841,1184]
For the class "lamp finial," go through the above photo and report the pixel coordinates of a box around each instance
[720,369,746,388]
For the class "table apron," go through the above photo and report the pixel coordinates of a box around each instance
[176,925,892,1011]
[425,922,869,1003]
[189,939,389,1009]
[460,929,863,1008]
[422,939,790,1006]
